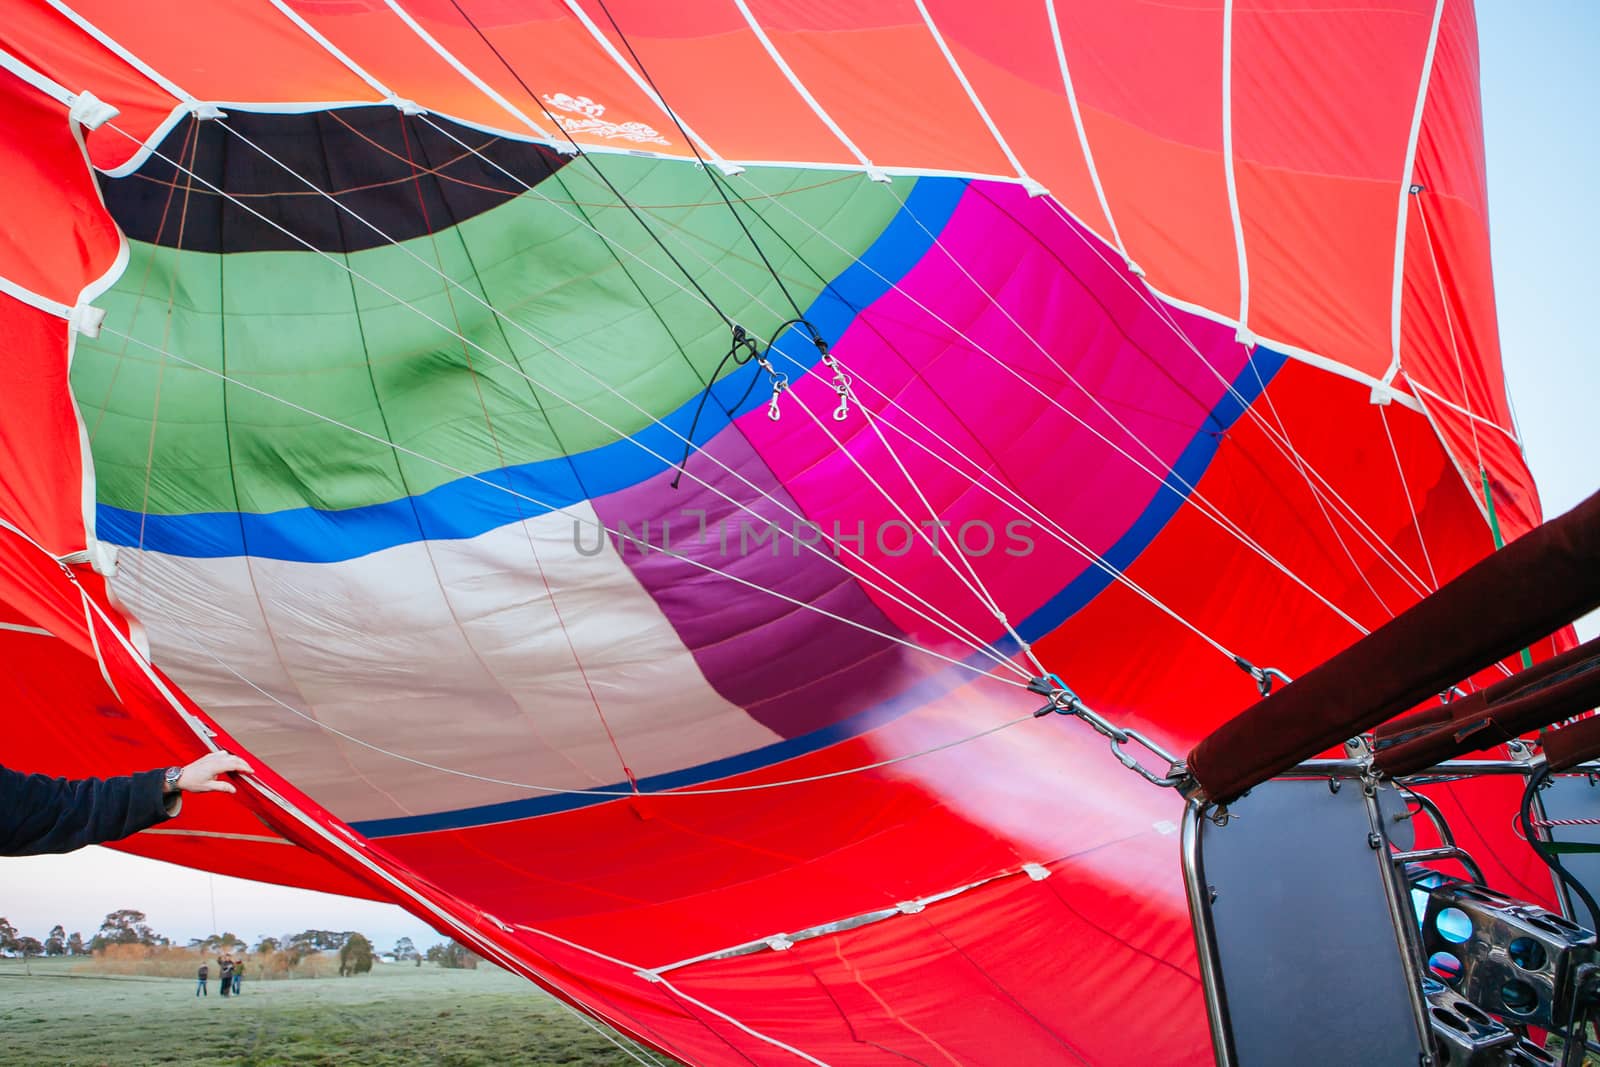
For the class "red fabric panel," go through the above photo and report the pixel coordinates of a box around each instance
[0,68,122,306]
[1397,1,1539,539]
[0,305,89,554]
[0,74,117,553]
[0,2,176,172]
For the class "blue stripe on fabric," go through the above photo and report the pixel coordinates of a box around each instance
[95,177,970,563]
[351,344,1289,838]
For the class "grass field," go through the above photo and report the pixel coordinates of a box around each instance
[0,957,659,1066]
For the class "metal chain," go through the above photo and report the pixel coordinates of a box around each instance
[1028,675,1188,789]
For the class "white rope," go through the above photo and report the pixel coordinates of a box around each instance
[818,363,1050,676]
[768,346,1241,662]
[1220,0,1250,335]
[181,618,1037,798]
[402,111,1264,676]
[1037,196,1444,610]
[760,335,1047,676]
[749,176,1379,638]
[896,184,1402,626]
[912,0,1043,194]
[1379,402,1441,590]
[101,121,1027,682]
[1043,0,1127,259]
[1242,362,1400,619]
[512,925,829,1066]
[0,518,675,1059]
[574,178,1243,667]
[505,146,1249,669]
[729,0,887,182]
[377,116,1033,674]
[1383,0,1448,386]
[98,323,1023,690]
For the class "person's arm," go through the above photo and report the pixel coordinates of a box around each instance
[1,752,252,856]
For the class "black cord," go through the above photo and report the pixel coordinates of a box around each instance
[671,319,822,488]
[1520,766,1600,930]
[444,0,735,329]
[589,0,810,322]
[672,329,757,489]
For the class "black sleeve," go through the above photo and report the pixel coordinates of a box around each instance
[0,764,181,856]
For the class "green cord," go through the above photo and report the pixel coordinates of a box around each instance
[1482,466,1535,670]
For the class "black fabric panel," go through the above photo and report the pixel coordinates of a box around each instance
[98,107,570,254]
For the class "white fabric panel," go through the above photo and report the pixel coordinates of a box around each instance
[110,504,779,823]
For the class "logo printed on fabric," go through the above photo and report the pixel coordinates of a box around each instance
[573,511,1036,560]
[541,93,670,146]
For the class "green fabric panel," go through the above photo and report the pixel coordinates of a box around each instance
[73,158,908,517]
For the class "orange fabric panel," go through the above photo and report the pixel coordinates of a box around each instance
[281,0,527,135]
[916,0,1113,238]
[1053,0,1239,319]
[1236,164,1396,375]
[1229,0,1434,374]
[1232,0,1434,180]
[568,0,848,164]
[748,0,1013,175]
[363,0,696,158]
[1079,110,1239,318]
[66,0,375,109]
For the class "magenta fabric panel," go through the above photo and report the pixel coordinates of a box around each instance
[734,182,1248,645]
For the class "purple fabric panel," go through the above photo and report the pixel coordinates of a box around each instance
[590,428,937,739]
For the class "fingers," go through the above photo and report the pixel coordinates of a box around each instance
[176,750,254,793]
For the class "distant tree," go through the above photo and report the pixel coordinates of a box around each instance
[254,936,280,954]
[392,937,418,963]
[433,939,480,970]
[193,932,245,954]
[90,909,162,951]
[44,926,66,956]
[16,937,43,958]
[338,933,374,977]
[0,917,18,955]
[283,929,345,964]
[65,932,86,956]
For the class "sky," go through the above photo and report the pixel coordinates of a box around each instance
[2,0,1597,954]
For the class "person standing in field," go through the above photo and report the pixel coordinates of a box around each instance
[218,956,233,998]
[195,962,208,997]
[232,958,243,995]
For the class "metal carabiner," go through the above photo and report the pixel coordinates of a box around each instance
[1110,728,1186,788]
[766,374,789,421]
